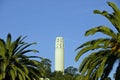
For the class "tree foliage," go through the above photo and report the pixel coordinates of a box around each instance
[75,2,120,80]
[0,33,45,80]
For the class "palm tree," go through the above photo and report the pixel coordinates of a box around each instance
[0,33,42,80]
[75,2,120,80]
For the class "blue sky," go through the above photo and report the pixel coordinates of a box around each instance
[0,0,119,78]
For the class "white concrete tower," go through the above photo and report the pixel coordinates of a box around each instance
[55,37,64,73]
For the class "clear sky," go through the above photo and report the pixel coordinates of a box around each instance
[0,0,119,78]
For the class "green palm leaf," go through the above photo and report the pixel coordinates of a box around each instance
[76,38,111,50]
[6,33,11,49]
[75,39,111,61]
[9,69,16,80]
[0,39,6,57]
[85,26,116,38]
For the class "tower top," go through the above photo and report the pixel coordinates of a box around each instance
[55,37,64,48]
[56,37,63,39]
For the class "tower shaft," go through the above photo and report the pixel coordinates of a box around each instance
[55,37,64,73]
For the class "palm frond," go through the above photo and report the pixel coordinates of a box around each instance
[75,43,108,62]
[97,57,108,78]
[94,2,120,33]
[9,36,22,57]
[9,68,16,80]
[78,50,112,79]
[76,38,111,50]
[85,26,116,38]
[0,39,6,57]
[107,2,120,16]
[6,33,11,49]
[16,42,38,55]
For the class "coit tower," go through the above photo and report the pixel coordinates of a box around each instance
[55,37,64,73]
